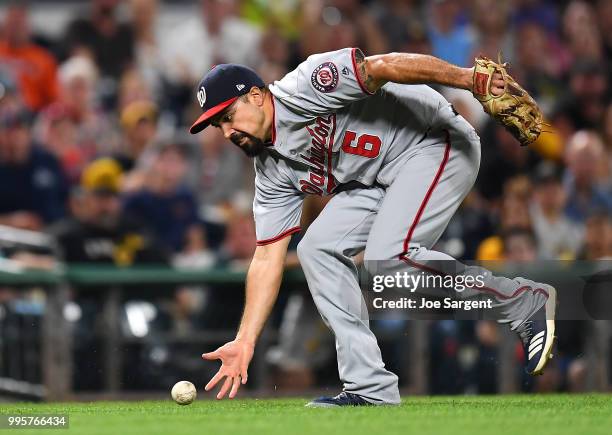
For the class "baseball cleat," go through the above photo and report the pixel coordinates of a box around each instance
[516,285,557,375]
[305,392,373,408]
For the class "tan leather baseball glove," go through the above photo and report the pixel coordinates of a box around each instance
[472,56,545,146]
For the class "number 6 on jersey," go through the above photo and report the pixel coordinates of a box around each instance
[341,130,382,158]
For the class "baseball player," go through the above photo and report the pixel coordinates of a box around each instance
[191,48,555,406]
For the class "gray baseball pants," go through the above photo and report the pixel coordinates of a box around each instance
[296,120,549,404]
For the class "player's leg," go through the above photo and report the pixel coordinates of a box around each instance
[296,187,401,405]
[364,126,555,375]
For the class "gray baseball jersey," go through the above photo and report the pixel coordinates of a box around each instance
[254,47,458,245]
[252,48,550,404]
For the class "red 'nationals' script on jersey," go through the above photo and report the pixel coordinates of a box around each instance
[299,114,337,196]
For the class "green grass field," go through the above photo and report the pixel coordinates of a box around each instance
[2,394,611,435]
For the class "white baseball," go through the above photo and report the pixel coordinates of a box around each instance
[171,381,197,405]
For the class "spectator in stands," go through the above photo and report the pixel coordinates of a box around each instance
[603,103,612,189]
[50,157,169,391]
[604,103,612,152]
[596,0,612,60]
[301,0,388,58]
[553,60,609,136]
[36,104,81,184]
[426,0,474,67]
[160,0,261,123]
[123,143,205,255]
[112,99,159,194]
[477,177,534,260]
[128,0,164,101]
[216,210,257,271]
[115,100,158,172]
[35,56,118,184]
[63,0,135,81]
[0,3,59,112]
[256,26,291,84]
[116,67,154,114]
[564,131,612,223]
[476,122,540,202]
[562,1,604,63]
[56,55,116,151]
[512,0,559,35]
[529,162,583,259]
[577,212,612,260]
[370,0,423,53]
[0,70,20,113]
[502,227,538,262]
[437,191,495,260]
[471,0,514,63]
[0,107,67,229]
[52,158,167,265]
[514,21,564,113]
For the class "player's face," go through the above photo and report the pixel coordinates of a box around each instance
[211,97,267,157]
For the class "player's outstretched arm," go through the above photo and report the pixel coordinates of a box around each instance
[356,50,545,145]
[202,236,291,399]
[354,50,504,95]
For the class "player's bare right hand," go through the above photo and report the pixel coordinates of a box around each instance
[490,72,504,96]
[202,339,254,399]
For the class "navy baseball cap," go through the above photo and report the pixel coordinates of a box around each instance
[189,64,265,134]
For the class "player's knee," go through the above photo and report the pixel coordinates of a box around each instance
[296,234,322,261]
[296,239,309,261]
[297,230,337,263]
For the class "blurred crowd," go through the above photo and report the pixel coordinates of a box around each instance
[0,0,611,395]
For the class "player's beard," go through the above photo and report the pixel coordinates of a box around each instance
[230,131,266,157]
